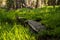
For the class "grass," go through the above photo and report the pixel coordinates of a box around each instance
[0,23,36,40]
[0,6,60,40]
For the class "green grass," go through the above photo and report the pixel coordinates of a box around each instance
[0,23,36,40]
[0,6,60,40]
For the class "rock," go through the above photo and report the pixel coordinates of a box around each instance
[15,16,45,33]
[25,20,46,32]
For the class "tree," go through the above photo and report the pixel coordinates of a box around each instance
[36,0,45,8]
[35,0,39,8]
[6,0,56,9]
[0,0,6,7]
[48,0,56,8]
[57,0,60,5]
[6,0,27,9]
[6,0,14,9]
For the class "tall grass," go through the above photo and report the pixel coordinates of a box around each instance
[0,6,60,40]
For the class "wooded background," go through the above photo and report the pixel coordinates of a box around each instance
[0,0,60,9]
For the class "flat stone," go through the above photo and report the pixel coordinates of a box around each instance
[26,20,45,32]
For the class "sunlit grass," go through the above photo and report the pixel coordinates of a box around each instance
[0,23,36,40]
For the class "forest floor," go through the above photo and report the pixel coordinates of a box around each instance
[0,6,60,40]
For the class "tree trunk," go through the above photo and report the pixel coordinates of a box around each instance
[57,0,60,5]
[0,0,6,8]
[35,0,39,8]
[36,0,45,8]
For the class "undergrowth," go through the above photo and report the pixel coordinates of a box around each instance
[0,6,60,40]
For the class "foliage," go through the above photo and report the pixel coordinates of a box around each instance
[0,6,60,40]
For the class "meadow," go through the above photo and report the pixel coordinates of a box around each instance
[0,6,60,40]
